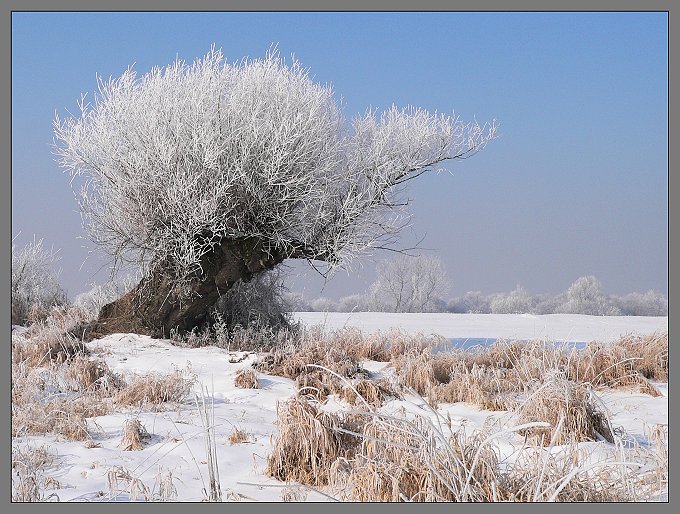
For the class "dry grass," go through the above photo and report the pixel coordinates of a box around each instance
[66,354,125,394]
[12,394,110,441]
[264,357,664,503]
[516,370,614,445]
[430,362,519,411]
[280,487,308,502]
[12,360,111,441]
[500,442,635,502]
[114,370,195,409]
[340,378,400,408]
[391,351,436,396]
[13,326,89,367]
[265,397,364,486]
[255,335,367,382]
[644,423,668,493]
[107,466,151,501]
[227,427,252,445]
[12,445,60,502]
[254,327,441,382]
[233,368,259,389]
[119,418,151,451]
[331,407,638,502]
[617,331,668,381]
[294,368,343,401]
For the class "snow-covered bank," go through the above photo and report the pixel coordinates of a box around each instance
[11,319,669,502]
[291,312,668,343]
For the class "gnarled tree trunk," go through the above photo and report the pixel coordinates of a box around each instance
[83,238,285,340]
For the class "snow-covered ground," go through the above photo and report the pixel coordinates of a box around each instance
[292,312,668,343]
[11,314,669,502]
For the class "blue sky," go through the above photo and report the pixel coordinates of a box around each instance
[11,12,668,300]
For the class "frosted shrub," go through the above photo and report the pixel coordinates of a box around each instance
[612,291,668,316]
[310,297,339,312]
[11,238,66,325]
[447,291,491,313]
[489,285,532,314]
[558,276,620,316]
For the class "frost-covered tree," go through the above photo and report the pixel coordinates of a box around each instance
[338,293,373,313]
[447,291,491,314]
[559,275,620,316]
[308,297,338,312]
[532,292,566,315]
[11,237,67,324]
[53,47,495,337]
[369,254,450,312]
[612,290,667,317]
[282,291,312,312]
[489,284,532,314]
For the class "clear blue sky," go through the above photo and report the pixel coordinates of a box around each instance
[11,12,668,300]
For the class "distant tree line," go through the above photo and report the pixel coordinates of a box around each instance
[12,238,668,329]
[284,257,668,317]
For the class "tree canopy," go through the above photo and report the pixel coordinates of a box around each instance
[54,47,496,299]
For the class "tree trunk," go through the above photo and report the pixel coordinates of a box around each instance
[82,238,285,340]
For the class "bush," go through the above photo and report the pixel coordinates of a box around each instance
[309,296,338,312]
[447,291,491,313]
[612,291,668,316]
[490,285,532,314]
[11,238,67,325]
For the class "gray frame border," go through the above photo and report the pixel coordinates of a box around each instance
[2,1,673,514]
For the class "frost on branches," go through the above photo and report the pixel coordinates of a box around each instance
[53,47,496,337]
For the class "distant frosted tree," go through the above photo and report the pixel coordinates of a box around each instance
[559,275,620,316]
[447,291,491,313]
[490,285,532,314]
[309,297,338,312]
[53,47,495,338]
[532,292,566,315]
[338,293,372,312]
[612,290,668,316]
[370,255,450,312]
[282,292,312,312]
[11,237,66,324]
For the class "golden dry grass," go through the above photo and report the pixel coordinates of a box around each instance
[340,378,400,408]
[265,397,364,486]
[11,359,112,441]
[430,362,518,411]
[13,327,89,367]
[515,370,614,445]
[114,370,194,409]
[12,394,110,442]
[119,418,150,451]
[65,354,125,394]
[391,351,436,396]
[233,368,259,389]
[294,368,343,401]
[227,427,252,445]
[255,337,367,382]
[617,331,668,381]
